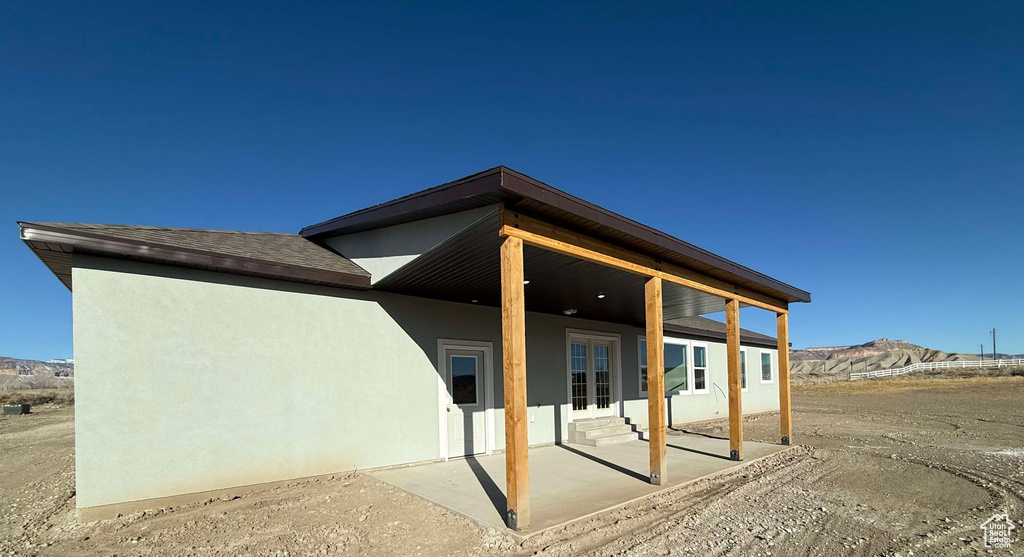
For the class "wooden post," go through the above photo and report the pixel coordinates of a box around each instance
[644,276,667,485]
[777,311,792,445]
[725,298,743,461]
[500,235,530,530]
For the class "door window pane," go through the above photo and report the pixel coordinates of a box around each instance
[594,344,611,409]
[571,342,588,411]
[664,344,688,391]
[693,345,707,391]
[450,355,478,405]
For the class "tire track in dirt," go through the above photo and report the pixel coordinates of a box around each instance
[521,448,811,556]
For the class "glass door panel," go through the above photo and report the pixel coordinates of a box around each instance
[570,342,589,413]
[594,343,611,412]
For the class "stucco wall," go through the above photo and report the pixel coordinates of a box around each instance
[72,255,779,509]
[322,205,495,283]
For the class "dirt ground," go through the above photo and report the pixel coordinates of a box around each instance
[2,377,1022,556]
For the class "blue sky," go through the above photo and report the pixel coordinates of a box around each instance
[2,1,1022,360]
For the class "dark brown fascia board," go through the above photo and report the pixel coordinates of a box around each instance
[300,166,810,303]
[498,168,810,304]
[18,223,371,289]
[299,167,505,238]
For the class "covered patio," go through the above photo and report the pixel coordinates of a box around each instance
[373,433,790,534]
[347,168,811,530]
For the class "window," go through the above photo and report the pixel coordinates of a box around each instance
[450,355,479,405]
[664,342,688,392]
[761,351,773,383]
[639,336,691,395]
[692,344,708,393]
[740,349,747,391]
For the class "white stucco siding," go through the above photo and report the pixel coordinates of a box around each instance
[72,254,781,509]
[322,205,496,283]
[72,255,494,508]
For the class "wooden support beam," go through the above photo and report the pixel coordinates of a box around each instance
[500,235,530,530]
[726,298,743,461]
[645,276,667,485]
[498,210,789,314]
[777,311,792,445]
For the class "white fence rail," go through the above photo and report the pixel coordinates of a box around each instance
[849,358,1024,381]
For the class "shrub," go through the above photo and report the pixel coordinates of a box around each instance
[0,389,74,406]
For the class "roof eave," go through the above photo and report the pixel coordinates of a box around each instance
[497,168,811,304]
[19,222,371,291]
[298,166,505,238]
[298,166,810,304]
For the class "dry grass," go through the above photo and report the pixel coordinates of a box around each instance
[0,388,75,406]
[794,375,1024,395]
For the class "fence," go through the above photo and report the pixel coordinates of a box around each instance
[849,358,1024,381]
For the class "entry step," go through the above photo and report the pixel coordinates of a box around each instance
[567,417,639,446]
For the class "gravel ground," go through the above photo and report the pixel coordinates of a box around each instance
[2,376,1022,556]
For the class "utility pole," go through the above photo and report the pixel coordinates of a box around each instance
[980,343,985,361]
[991,328,997,360]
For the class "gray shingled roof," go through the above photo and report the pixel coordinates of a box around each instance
[19,222,371,291]
[664,316,778,347]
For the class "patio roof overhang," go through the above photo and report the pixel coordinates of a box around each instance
[301,166,811,308]
[372,209,733,326]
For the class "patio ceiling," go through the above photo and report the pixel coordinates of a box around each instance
[373,210,728,326]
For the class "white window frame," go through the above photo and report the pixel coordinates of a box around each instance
[436,339,495,461]
[760,349,775,384]
[691,341,710,395]
[637,335,693,396]
[740,347,749,392]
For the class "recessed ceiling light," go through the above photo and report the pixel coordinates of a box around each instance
[523,280,531,285]
[471,299,479,303]
[597,293,606,299]
[563,308,577,315]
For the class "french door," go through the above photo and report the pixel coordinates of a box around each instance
[568,333,616,420]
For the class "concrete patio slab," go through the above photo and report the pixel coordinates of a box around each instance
[371,434,789,535]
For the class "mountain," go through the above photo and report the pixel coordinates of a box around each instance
[789,338,983,381]
[0,357,74,379]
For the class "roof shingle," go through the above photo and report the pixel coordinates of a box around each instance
[19,222,370,290]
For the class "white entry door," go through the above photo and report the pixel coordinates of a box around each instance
[569,335,616,420]
[444,348,487,458]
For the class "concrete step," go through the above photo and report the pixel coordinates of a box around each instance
[567,417,639,446]
[574,424,634,440]
[569,417,626,432]
[572,431,639,447]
